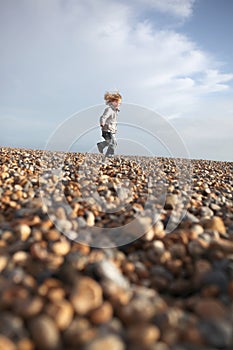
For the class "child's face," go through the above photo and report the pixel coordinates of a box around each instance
[112,99,121,108]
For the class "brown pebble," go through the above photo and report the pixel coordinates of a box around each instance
[70,277,103,315]
[203,216,226,234]
[17,338,34,350]
[117,295,157,324]
[1,230,15,242]
[201,285,220,297]
[12,251,29,264]
[182,325,204,346]
[153,221,165,238]
[166,259,183,275]
[40,219,54,231]
[46,253,64,269]
[143,227,155,241]
[103,282,132,305]
[51,239,71,256]
[13,296,44,318]
[16,224,31,240]
[0,255,8,272]
[47,287,65,301]
[209,238,233,253]
[89,301,113,324]
[71,242,91,255]
[169,243,186,259]
[0,335,16,350]
[188,240,207,257]
[194,298,227,319]
[121,261,135,275]
[127,324,160,346]
[32,229,42,241]
[30,242,48,260]
[86,335,125,350]
[29,315,61,350]
[161,328,179,346]
[45,299,74,330]
[38,278,62,297]
[44,229,61,241]
[0,239,7,248]
[63,317,97,347]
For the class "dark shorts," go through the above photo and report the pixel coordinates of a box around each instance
[102,131,112,140]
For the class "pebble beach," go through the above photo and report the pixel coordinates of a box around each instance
[0,146,233,350]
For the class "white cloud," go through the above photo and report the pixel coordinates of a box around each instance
[1,0,231,108]
[199,69,233,93]
[133,0,195,18]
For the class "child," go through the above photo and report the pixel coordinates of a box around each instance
[97,91,122,157]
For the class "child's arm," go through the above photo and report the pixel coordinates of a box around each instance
[100,107,111,127]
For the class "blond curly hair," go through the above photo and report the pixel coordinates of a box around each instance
[104,91,122,103]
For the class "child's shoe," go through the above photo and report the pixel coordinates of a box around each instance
[97,142,104,154]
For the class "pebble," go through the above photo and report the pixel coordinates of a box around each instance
[190,224,204,235]
[13,296,44,318]
[188,240,207,257]
[117,289,163,324]
[70,277,103,315]
[85,335,125,350]
[12,251,29,264]
[89,301,113,324]
[169,243,186,259]
[199,319,233,348]
[153,220,165,238]
[29,315,61,350]
[202,216,226,234]
[86,211,95,226]
[51,239,71,256]
[209,238,233,254]
[152,240,166,255]
[164,194,178,209]
[150,342,170,350]
[210,203,221,211]
[127,324,160,346]
[63,317,97,347]
[17,338,34,350]
[0,335,16,350]
[201,269,228,293]
[55,219,72,233]
[15,224,31,241]
[0,255,8,272]
[194,298,227,319]
[45,299,74,330]
[199,206,214,218]
[90,259,130,290]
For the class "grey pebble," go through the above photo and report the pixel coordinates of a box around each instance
[199,319,233,348]
[89,259,130,290]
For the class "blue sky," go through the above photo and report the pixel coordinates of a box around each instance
[0,0,233,160]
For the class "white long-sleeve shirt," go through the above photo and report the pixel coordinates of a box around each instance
[99,103,119,133]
